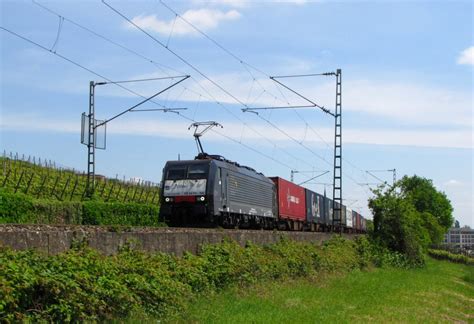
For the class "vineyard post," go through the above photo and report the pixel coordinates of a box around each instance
[70,175,79,201]
[14,169,25,193]
[50,173,61,197]
[144,186,151,204]
[24,171,35,195]
[151,188,158,205]
[60,175,72,200]
[2,168,11,187]
[115,182,122,200]
[137,184,145,203]
[131,180,140,202]
[99,179,107,198]
[36,173,48,198]
[123,184,131,202]
[106,181,116,201]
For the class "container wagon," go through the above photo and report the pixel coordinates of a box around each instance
[270,177,306,230]
[305,189,326,231]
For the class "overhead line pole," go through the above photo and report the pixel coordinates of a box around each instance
[332,69,343,233]
[85,75,190,197]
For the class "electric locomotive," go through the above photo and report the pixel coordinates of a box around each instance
[159,153,276,228]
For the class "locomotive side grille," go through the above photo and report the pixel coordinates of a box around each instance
[227,173,273,209]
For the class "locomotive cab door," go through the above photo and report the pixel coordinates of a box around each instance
[218,167,228,210]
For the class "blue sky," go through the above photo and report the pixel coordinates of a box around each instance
[1,0,473,226]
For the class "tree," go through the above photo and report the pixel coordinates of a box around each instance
[398,175,453,231]
[368,175,454,264]
[369,186,427,264]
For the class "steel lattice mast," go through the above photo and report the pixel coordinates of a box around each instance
[332,69,343,232]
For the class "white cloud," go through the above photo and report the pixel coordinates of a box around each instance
[126,9,241,36]
[443,179,463,187]
[190,0,311,7]
[2,114,472,149]
[457,46,474,66]
[191,0,250,8]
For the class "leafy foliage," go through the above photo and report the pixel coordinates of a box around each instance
[428,249,474,266]
[369,175,453,266]
[0,189,162,226]
[0,236,408,322]
[398,175,453,233]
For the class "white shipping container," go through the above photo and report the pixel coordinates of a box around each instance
[346,208,353,228]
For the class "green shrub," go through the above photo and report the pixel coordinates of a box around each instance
[0,236,417,322]
[82,201,160,227]
[428,249,474,266]
[0,190,162,226]
[0,190,34,223]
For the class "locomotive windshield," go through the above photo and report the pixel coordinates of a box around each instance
[163,162,210,197]
[167,167,187,180]
[187,164,208,179]
[166,163,209,180]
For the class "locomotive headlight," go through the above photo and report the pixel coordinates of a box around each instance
[165,197,170,202]
[199,196,205,201]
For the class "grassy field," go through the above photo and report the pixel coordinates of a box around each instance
[177,258,473,323]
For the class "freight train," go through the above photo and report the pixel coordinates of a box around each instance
[159,153,367,233]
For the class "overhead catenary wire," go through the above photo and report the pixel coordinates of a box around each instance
[32,0,184,75]
[31,0,317,171]
[158,0,373,192]
[103,0,335,172]
[104,1,373,206]
[33,1,367,189]
[11,2,373,207]
[0,25,303,175]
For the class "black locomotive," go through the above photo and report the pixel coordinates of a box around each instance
[159,153,276,228]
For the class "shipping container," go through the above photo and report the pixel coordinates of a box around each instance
[361,217,367,232]
[355,212,361,231]
[324,196,333,225]
[352,210,357,231]
[340,203,347,226]
[305,189,325,224]
[270,177,306,221]
[346,207,353,228]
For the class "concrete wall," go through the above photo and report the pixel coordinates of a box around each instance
[0,225,352,256]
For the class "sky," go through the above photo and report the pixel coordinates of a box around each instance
[1,0,473,227]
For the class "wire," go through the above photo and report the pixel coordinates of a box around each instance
[32,0,184,75]
[0,25,303,176]
[50,15,64,52]
[104,0,374,207]
[158,0,372,187]
[159,0,337,164]
[32,0,318,172]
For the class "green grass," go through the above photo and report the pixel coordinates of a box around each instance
[176,258,474,323]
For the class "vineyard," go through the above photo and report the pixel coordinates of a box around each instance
[0,152,163,226]
[0,152,160,204]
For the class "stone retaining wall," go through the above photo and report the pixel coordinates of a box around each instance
[0,225,353,255]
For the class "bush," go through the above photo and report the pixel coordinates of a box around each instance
[0,235,411,322]
[0,190,82,224]
[428,249,474,266]
[82,200,160,227]
[0,190,161,226]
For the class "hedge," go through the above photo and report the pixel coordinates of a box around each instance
[0,189,161,226]
[428,249,474,266]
